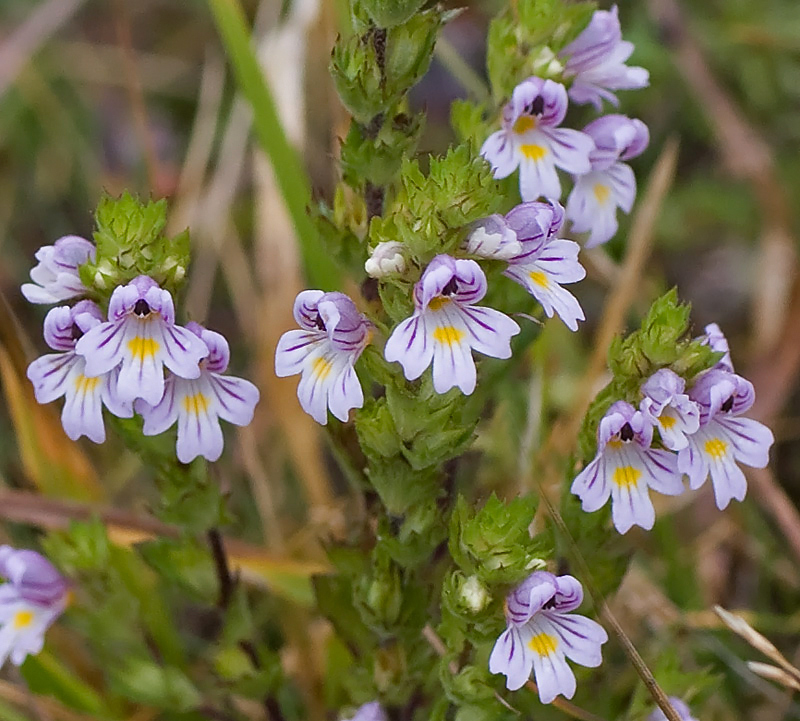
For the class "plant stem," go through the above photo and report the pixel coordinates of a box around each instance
[207,527,234,609]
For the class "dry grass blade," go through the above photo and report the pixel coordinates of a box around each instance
[252,0,334,512]
[0,293,102,501]
[0,489,329,600]
[0,678,95,721]
[747,662,800,692]
[0,0,86,101]
[562,136,680,444]
[715,606,800,686]
[645,0,796,353]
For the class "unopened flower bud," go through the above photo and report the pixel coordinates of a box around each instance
[365,241,407,278]
[464,215,522,261]
[460,575,490,613]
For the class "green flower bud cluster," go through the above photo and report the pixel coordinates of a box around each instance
[578,289,721,462]
[78,192,190,305]
[486,0,596,100]
[449,494,550,587]
[331,9,444,125]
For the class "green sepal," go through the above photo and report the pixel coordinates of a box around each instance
[341,112,424,187]
[449,494,550,585]
[107,657,202,712]
[359,0,427,27]
[78,192,190,304]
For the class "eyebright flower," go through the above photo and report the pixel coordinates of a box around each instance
[137,323,260,463]
[678,369,773,510]
[566,115,649,247]
[365,241,407,278]
[384,255,520,395]
[571,401,684,533]
[640,368,700,451]
[559,5,649,110]
[27,302,132,443]
[74,276,209,406]
[275,291,371,425]
[342,702,387,721]
[21,235,95,304]
[480,77,593,201]
[489,571,607,703]
[499,202,587,331]
[0,547,68,668]
[647,697,698,721]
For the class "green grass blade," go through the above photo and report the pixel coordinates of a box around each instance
[207,0,340,290]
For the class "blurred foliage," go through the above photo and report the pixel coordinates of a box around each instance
[0,0,797,720]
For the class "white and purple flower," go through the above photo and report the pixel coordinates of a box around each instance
[384,255,520,395]
[679,369,773,510]
[566,115,649,247]
[480,77,594,201]
[21,235,95,305]
[275,291,371,425]
[502,202,587,331]
[137,323,260,463]
[466,203,586,331]
[489,571,608,703]
[74,276,209,406]
[342,702,387,721]
[559,5,649,110]
[26,302,132,443]
[640,368,700,451]
[0,547,68,668]
[648,697,698,721]
[571,401,685,533]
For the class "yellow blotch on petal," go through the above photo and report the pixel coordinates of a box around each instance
[593,184,611,205]
[432,326,465,347]
[607,439,623,450]
[183,393,209,417]
[513,115,536,134]
[528,632,558,657]
[127,337,160,362]
[311,356,333,380]
[529,271,549,289]
[612,465,642,490]
[519,144,548,161]
[428,296,451,311]
[13,610,34,629]
[659,415,677,430]
[74,375,101,395]
[704,438,728,459]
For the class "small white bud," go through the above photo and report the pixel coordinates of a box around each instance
[460,575,490,613]
[365,241,407,278]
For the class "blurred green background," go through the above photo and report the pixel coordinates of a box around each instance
[1,0,800,719]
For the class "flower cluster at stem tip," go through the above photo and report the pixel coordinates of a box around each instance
[572,323,774,534]
[23,235,260,463]
[482,4,650,247]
